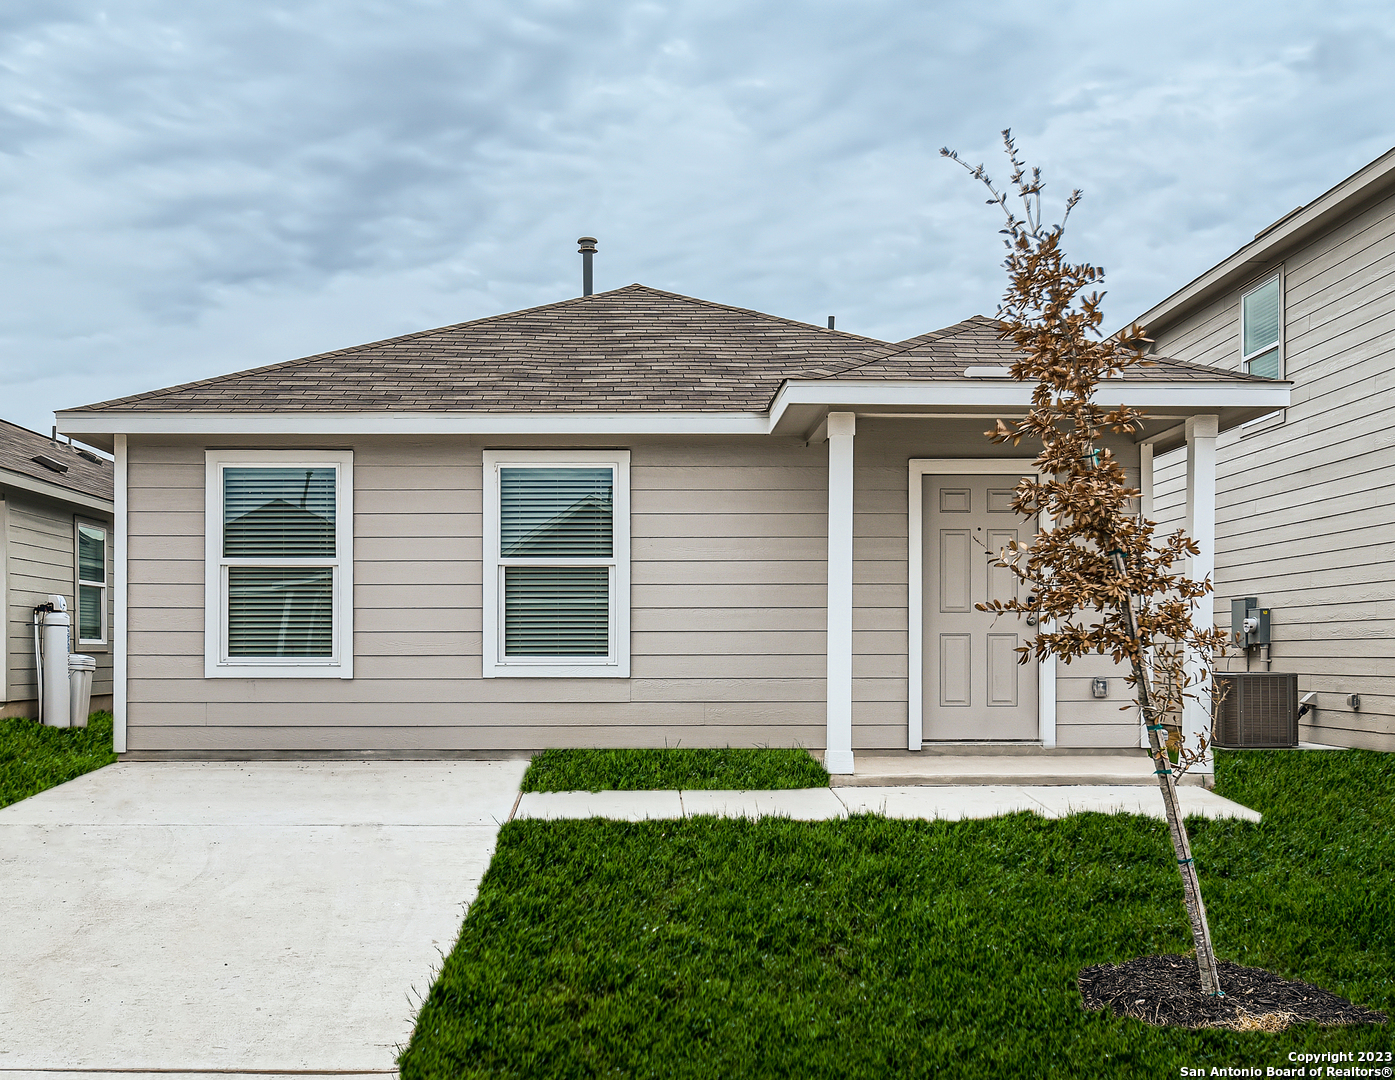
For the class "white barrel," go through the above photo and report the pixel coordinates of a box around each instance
[68,654,97,729]
[41,604,71,728]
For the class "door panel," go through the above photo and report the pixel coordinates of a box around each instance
[987,634,1020,706]
[939,531,972,612]
[939,635,972,706]
[923,474,1039,740]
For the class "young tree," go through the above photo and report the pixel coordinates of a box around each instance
[942,132,1229,997]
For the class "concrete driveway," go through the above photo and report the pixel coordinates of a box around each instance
[0,760,528,1075]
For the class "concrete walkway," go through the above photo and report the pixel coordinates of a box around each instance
[514,783,1261,823]
[1,759,1260,1076]
[0,760,528,1076]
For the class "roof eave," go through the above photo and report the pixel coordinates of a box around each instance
[0,465,114,514]
[766,379,1292,437]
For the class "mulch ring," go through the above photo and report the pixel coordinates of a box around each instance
[1079,954,1387,1031]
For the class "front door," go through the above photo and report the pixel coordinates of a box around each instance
[923,474,1038,741]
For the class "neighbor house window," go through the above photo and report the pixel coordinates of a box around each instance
[204,450,353,678]
[482,450,630,678]
[1242,274,1282,378]
[75,520,108,646]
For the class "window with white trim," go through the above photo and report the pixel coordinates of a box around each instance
[75,520,108,646]
[1241,274,1282,378]
[204,450,353,678]
[482,450,630,677]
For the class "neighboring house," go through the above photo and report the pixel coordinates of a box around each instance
[0,419,115,719]
[1136,146,1395,753]
[56,286,1285,771]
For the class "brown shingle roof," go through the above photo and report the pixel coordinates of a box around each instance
[68,285,894,414]
[825,315,1273,383]
[65,289,1272,417]
[0,419,113,503]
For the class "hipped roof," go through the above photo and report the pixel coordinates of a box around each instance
[65,285,1268,416]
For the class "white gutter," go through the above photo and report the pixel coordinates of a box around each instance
[0,467,114,515]
[59,380,1292,445]
[767,379,1291,430]
[56,410,772,439]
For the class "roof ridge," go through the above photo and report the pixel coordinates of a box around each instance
[623,284,896,352]
[825,314,1001,376]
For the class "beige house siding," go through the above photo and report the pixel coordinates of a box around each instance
[124,426,1145,753]
[1148,186,1395,751]
[2,490,114,718]
[127,434,831,752]
[851,419,1141,750]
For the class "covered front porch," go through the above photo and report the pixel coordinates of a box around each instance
[774,369,1290,776]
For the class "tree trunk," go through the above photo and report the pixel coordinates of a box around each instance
[1134,662,1223,997]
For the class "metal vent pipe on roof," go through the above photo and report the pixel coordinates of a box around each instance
[827,316,835,330]
[577,236,597,296]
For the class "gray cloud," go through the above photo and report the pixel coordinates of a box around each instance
[0,0,1391,431]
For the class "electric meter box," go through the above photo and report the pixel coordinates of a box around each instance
[1230,597,1271,647]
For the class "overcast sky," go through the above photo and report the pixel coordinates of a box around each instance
[1,0,1391,435]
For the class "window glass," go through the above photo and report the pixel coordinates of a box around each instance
[78,585,102,641]
[500,467,612,558]
[78,524,106,583]
[76,523,106,642]
[1243,277,1280,367]
[227,566,334,656]
[224,467,336,558]
[504,565,610,656]
[1246,349,1281,379]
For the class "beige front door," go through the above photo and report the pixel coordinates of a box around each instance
[922,474,1038,741]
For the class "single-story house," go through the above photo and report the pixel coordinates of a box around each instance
[1136,145,1395,752]
[56,285,1287,772]
[1,419,115,719]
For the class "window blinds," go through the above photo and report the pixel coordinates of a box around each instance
[223,467,337,657]
[499,466,613,658]
[1243,279,1279,356]
[500,467,612,557]
[504,566,610,655]
[224,468,336,558]
[227,566,334,656]
[77,524,105,641]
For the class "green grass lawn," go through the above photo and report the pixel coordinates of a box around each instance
[400,748,1393,1078]
[0,712,117,810]
[520,747,830,792]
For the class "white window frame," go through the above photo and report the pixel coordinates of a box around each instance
[204,449,354,679]
[1241,272,1283,378]
[74,518,109,648]
[482,449,630,678]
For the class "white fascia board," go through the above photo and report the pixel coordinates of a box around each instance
[768,380,1291,427]
[0,467,114,515]
[56,410,771,438]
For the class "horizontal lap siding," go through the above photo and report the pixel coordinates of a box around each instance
[125,426,1145,753]
[1149,188,1395,750]
[125,435,833,752]
[3,492,114,712]
[849,420,1141,750]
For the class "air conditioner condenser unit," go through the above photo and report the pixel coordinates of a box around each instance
[1212,672,1299,749]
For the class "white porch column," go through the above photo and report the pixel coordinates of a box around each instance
[114,433,128,754]
[1139,440,1155,521]
[1183,416,1218,777]
[1138,440,1155,749]
[825,412,856,775]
